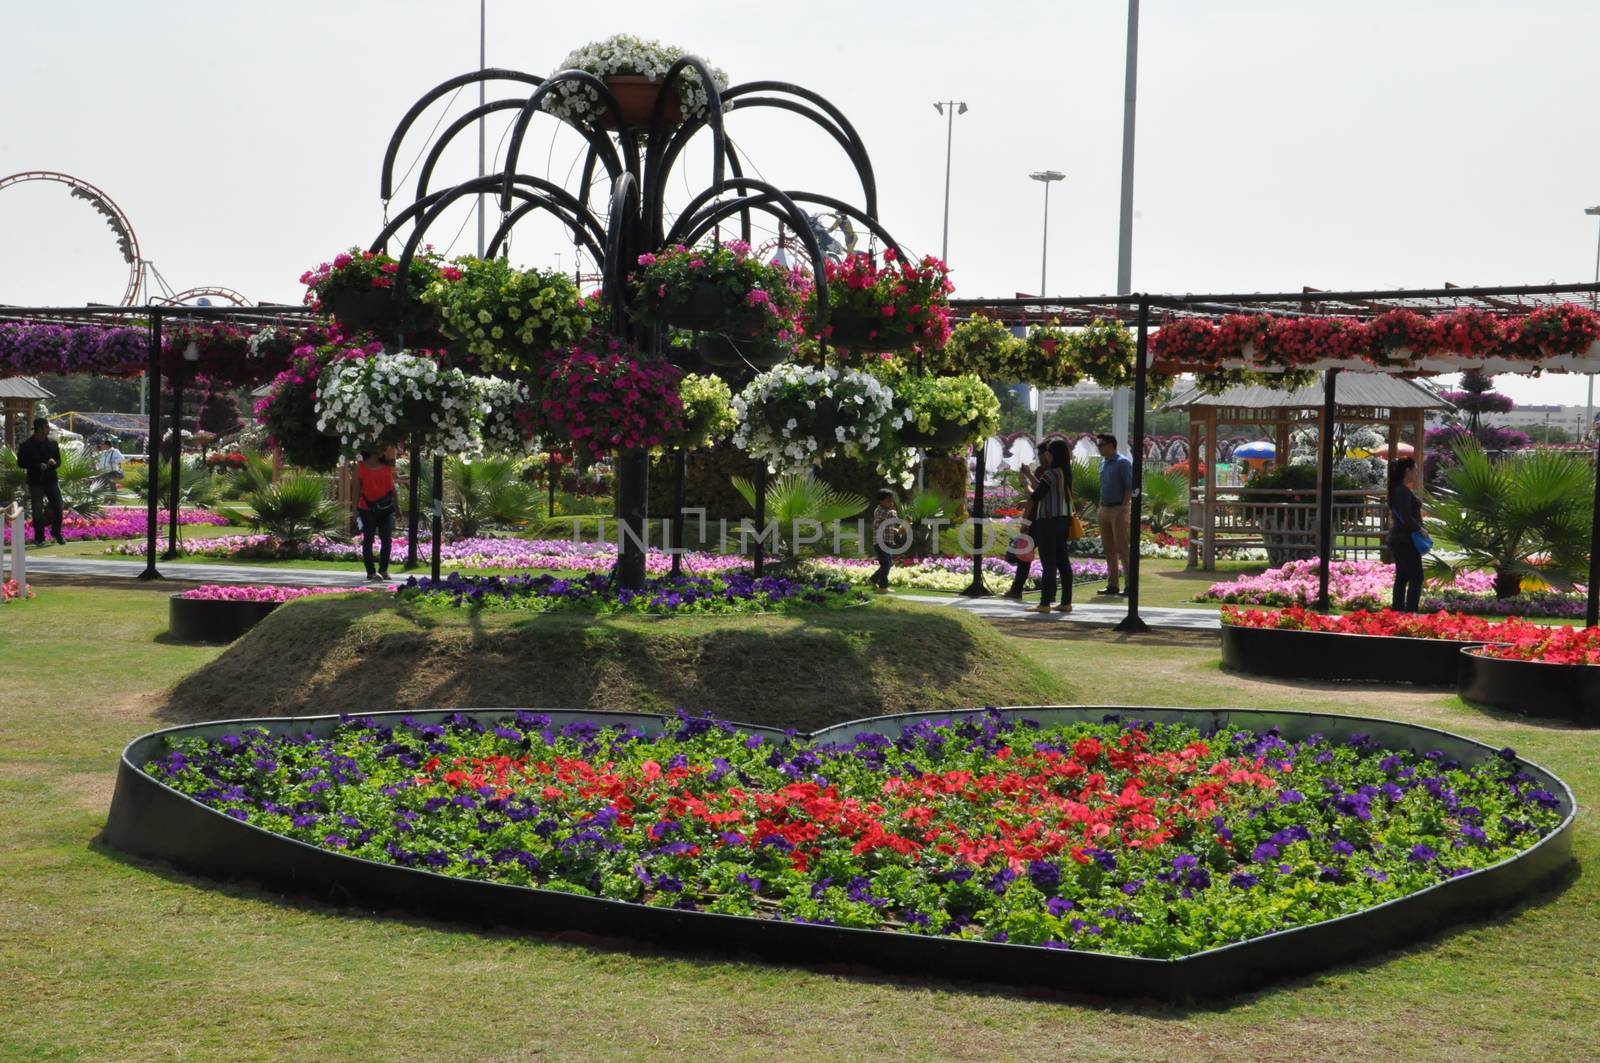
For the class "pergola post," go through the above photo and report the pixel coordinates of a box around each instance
[1186,416,1200,567]
[138,311,163,581]
[1589,425,1600,627]
[162,370,184,561]
[1316,369,1340,611]
[404,429,421,571]
[1202,407,1218,570]
[1115,297,1151,633]
[961,437,991,597]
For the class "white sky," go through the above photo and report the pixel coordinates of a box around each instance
[4,0,1599,405]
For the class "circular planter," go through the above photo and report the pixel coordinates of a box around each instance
[827,311,918,352]
[696,332,786,369]
[600,75,683,129]
[168,594,281,643]
[1220,623,1487,686]
[104,705,1574,1003]
[899,414,972,449]
[1458,648,1600,724]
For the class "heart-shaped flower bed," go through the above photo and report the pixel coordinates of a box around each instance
[109,707,1573,998]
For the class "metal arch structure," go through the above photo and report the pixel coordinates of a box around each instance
[0,170,143,306]
[155,286,253,307]
[373,55,914,589]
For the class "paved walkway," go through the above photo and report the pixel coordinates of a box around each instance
[892,593,1221,631]
[12,553,1223,632]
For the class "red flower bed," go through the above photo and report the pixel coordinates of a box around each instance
[1477,627,1600,665]
[1220,605,1546,644]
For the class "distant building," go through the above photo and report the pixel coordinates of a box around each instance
[1487,404,1592,438]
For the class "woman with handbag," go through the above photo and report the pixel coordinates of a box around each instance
[357,446,399,582]
[1027,439,1077,614]
[1002,467,1040,600]
[1387,457,1429,612]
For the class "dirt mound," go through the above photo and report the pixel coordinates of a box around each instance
[159,596,1073,731]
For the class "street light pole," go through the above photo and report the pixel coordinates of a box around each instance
[933,101,968,264]
[1028,170,1065,296]
[1029,169,1065,443]
[1112,0,1141,453]
[476,0,487,259]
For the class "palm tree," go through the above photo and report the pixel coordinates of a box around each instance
[1425,441,1593,598]
[1141,469,1190,535]
[245,474,345,548]
[1069,458,1102,526]
[444,456,539,539]
[123,455,221,509]
[731,473,869,564]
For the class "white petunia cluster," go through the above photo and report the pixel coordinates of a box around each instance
[732,363,915,485]
[543,34,730,123]
[476,375,541,456]
[315,351,485,457]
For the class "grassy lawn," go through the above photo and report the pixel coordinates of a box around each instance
[1,581,1594,1061]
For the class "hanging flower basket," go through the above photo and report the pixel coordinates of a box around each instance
[476,376,543,457]
[315,349,482,456]
[422,256,590,374]
[733,364,912,483]
[542,339,685,461]
[255,343,368,472]
[809,250,952,355]
[302,247,443,337]
[697,333,787,369]
[892,373,1000,450]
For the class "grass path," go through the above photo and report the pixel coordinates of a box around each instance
[0,585,1594,1061]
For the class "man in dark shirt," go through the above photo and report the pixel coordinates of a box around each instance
[17,418,66,546]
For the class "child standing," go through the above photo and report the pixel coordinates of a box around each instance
[870,488,902,592]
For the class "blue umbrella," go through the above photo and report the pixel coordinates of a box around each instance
[1233,440,1276,460]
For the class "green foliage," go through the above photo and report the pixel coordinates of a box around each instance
[444,455,539,538]
[900,489,957,556]
[893,373,1001,446]
[423,256,590,373]
[934,313,1021,377]
[123,455,221,509]
[244,474,345,545]
[731,472,869,562]
[669,373,737,450]
[1069,458,1102,524]
[1425,441,1594,597]
[1245,463,1360,493]
[1141,469,1190,534]
[222,452,276,501]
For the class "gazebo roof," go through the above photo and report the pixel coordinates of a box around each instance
[1163,373,1451,413]
[0,376,53,401]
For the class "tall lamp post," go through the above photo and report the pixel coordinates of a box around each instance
[1585,205,1600,439]
[933,101,968,264]
[1029,169,1064,442]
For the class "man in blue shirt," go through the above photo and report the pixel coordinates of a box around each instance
[1096,434,1133,596]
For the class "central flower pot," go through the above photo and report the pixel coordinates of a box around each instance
[663,281,728,332]
[600,75,684,130]
[323,288,399,333]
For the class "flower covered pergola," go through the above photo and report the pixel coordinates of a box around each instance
[949,283,1600,629]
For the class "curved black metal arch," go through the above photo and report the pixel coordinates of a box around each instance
[641,56,729,207]
[673,188,907,267]
[602,173,641,334]
[484,196,604,263]
[500,71,638,213]
[377,176,608,309]
[413,98,534,202]
[381,69,544,201]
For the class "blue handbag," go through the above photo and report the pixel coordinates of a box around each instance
[1411,530,1433,554]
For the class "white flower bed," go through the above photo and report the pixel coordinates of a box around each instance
[315,351,482,456]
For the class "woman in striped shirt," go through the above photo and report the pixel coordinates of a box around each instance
[1026,438,1075,614]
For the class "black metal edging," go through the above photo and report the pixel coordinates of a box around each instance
[1219,624,1487,686]
[103,705,1575,1003]
[1458,648,1600,725]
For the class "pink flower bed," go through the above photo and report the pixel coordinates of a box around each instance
[1196,559,1494,610]
[4,507,227,544]
[177,585,371,603]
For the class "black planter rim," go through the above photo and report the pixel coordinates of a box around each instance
[111,703,1576,975]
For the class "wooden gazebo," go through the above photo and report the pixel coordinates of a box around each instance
[1,376,52,449]
[1164,374,1452,569]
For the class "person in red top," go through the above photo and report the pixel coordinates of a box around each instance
[356,446,398,581]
